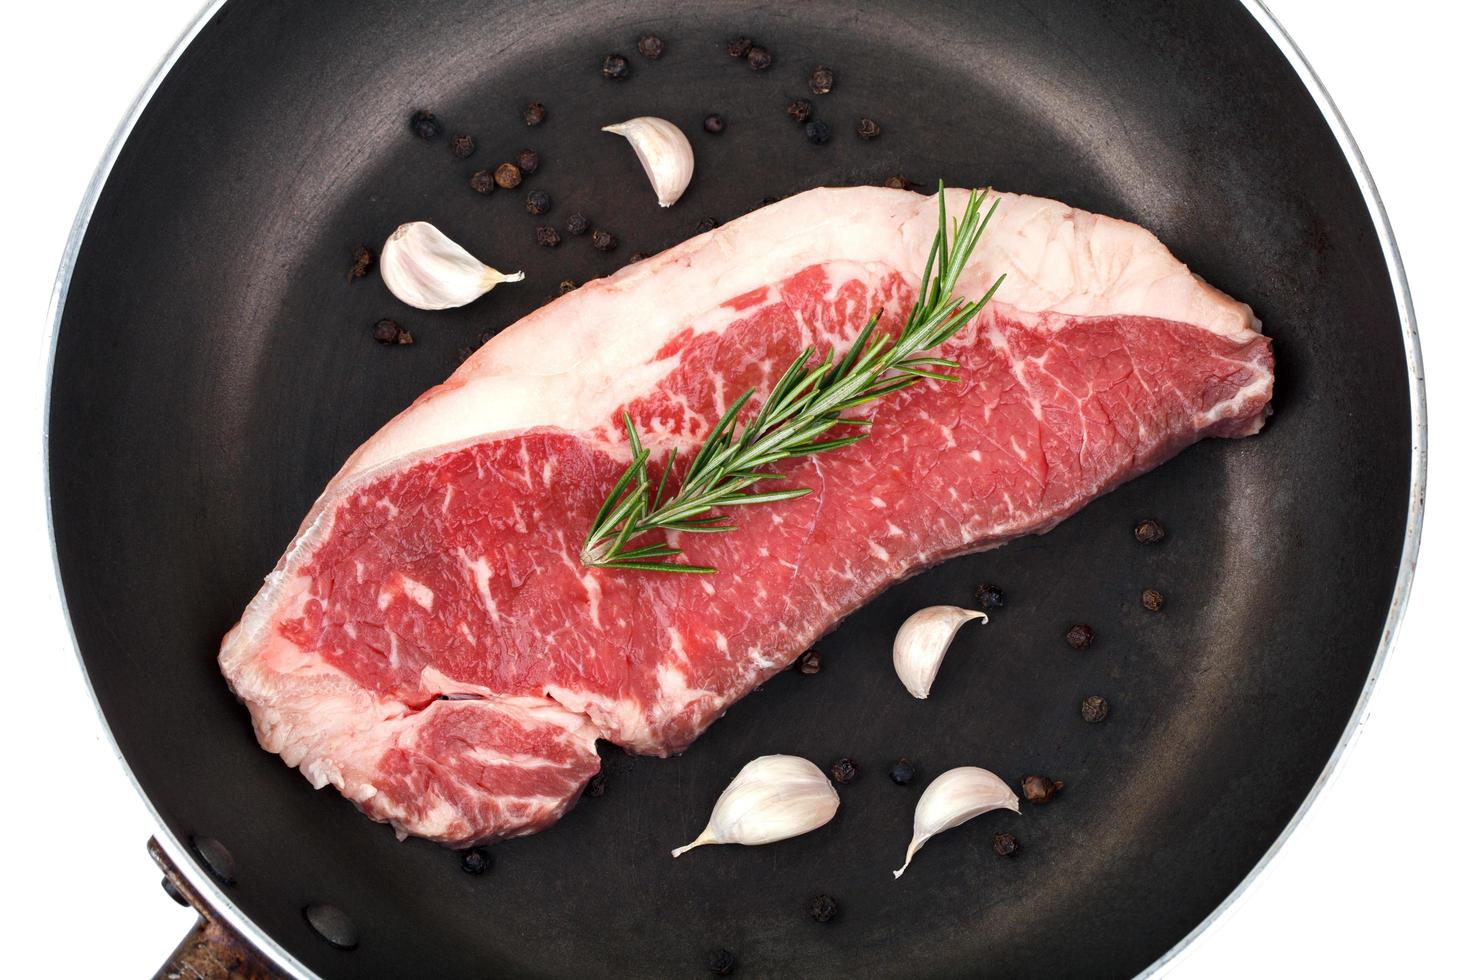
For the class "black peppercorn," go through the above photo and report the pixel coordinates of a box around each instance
[975,582,1005,609]
[469,169,495,194]
[992,832,1020,857]
[1065,624,1094,650]
[523,101,546,126]
[459,847,492,875]
[889,758,916,785]
[629,252,649,263]
[583,772,607,797]
[727,37,754,59]
[856,116,881,140]
[786,99,812,123]
[494,163,523,189]
[559,279,577,294]
[516,148,540,175]
[591,229,618,251]
[703,114,725,134]
[883,174,919,190]
[373,319,411,345]
[638,34,665,59]
[602,53,630,79]
[830,758,859,784]
[808,894,839,923]
[1081,695,1110,723]
[746,46,772,70]
[1134,518,1166,544]
[1021,774,1063,804]
[808,66,835,95]
[1141,588,1165,612]
[796,649,820,675]
[449,133,476,158]
[526,189,551,215]
[566,212,590,236]
[409,109,441,140]
[535,226,561,248]
[694,216,719,234]
[707,949,737,976]
[804,119,832,144]
[347,244,373,281]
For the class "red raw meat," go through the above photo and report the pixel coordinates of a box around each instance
[219,187,1273,845]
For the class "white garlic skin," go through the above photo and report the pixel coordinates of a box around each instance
[602,116,695,207]
[672,754,839,857]
[378,221,524,310]
[892,605,987,699]
[894,766,1019,878]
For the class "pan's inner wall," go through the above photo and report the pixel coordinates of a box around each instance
[48,1,1409,977]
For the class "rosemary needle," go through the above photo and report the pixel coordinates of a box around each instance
[581,184,1004,573]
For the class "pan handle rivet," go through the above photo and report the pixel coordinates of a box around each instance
[160,876,190,907]
[304,904,359,951]
[187,835,236,886]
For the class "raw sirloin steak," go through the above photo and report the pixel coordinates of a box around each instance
[220,187,1273,846]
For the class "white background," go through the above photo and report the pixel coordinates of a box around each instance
[0,1,1461,976]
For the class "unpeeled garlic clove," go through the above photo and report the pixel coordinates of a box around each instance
[672,754,839,857]
[379,221,524,310]
[892,605,987,699]
[893,766,1018,879]
[602,117,694,207]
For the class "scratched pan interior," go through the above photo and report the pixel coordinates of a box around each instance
[47,1,1411,977]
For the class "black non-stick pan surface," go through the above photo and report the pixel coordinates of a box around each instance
[47,1,1421,976]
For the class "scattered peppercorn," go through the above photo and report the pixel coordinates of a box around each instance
[638,34,665,59]
[808,66,835,95]
[373,319,412,345]
[523,101,546,126]
[830,758,859,785]
[856,116,881,140]
[347,244,373,281]
[808,894,839,923]
[694,216,719,234]
[1134,518,1166,544]
[460,847,492,875]
[469,169,495,194]
[746,46,772,71]
[526,189,552,215]
[584,772,607,797]
[975,582,1005,609]
[796,649,821,675]
[516,148,540,175]
[602,53,630,79]
[449,133,476,158]
[1020,774,1064,804]
[707,949,737,976]
[409,109,441,140]
[1065,624,1095,650]
[786,98,813,123]
[703,114,725,134]
[535,226,561,248]
[1081,695,1110,723]
[883,174,919,190]
[804,119,832,144]
[559,279,577,294]
[992,832,1020,857]
[1141,588,1165,612]
[591,229,618,251]
[494,163,523,189]
[727,37,753,58]
[628,251,649,262]
[566,212,590,236]
[889,758,916,785]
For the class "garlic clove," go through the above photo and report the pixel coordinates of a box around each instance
[378,221,524,310]
[894,766,1019,878]
[892,605,987,699]
[672,754,839,857]
[602,116,695,208]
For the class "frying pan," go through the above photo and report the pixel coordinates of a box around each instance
[45,0,1424,976]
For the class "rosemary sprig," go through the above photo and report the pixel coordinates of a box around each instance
[581,184,1004,573]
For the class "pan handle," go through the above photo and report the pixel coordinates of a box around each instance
[148,837,281,979]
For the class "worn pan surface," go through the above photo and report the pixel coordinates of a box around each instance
[46,1,1423,976]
